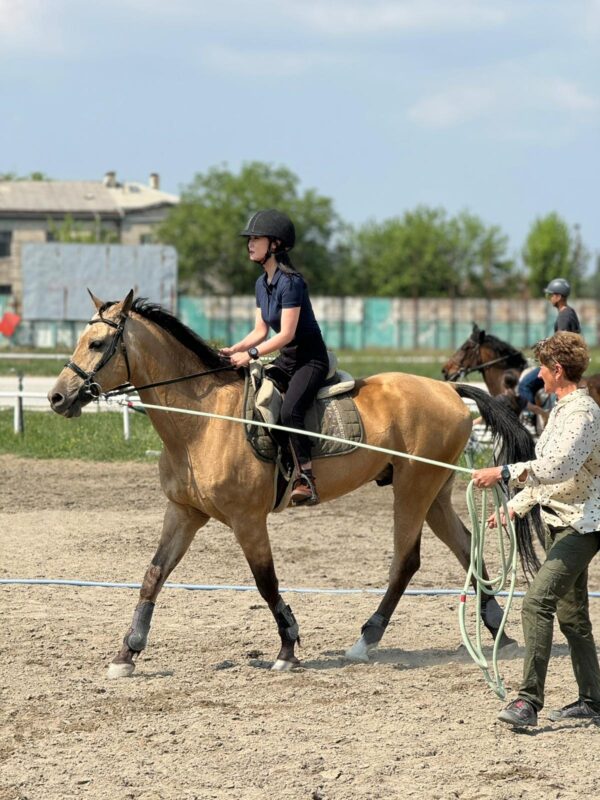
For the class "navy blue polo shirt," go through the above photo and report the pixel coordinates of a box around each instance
[255,267,322,339]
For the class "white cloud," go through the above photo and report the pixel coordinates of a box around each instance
[286,0,510,36]
[408,72,599,131]
[408,87,494,127]
[201,44,340,78]
[0,0,66,55]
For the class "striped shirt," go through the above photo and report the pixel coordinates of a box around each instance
[507,388,600,533]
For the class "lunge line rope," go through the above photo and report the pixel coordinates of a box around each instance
[459,482,518,699]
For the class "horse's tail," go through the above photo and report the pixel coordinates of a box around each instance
[454,383,542,577]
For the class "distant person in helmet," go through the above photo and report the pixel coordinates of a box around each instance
[519,278,582,407]
[544,278,581,334]
[220,209,328,506]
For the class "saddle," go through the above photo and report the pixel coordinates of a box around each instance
[243,352,364,512]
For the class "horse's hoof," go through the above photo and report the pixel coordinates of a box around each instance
[107,660,136,679]
[345,636,375,663]
[271,658,296,672]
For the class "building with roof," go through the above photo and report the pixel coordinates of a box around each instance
[0,172,178,311]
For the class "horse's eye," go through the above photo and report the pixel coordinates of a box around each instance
[88,339,103,351]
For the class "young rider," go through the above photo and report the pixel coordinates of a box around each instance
[220,209,329,506]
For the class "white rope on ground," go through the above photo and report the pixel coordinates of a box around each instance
[3,577,600,598]
[0,577,525,595]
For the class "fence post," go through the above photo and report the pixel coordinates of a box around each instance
[13,371,24,435]
[122,403,130,441]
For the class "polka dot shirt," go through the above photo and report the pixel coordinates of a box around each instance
[508,388,600,533]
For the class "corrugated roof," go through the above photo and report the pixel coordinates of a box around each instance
[0,180,179,215]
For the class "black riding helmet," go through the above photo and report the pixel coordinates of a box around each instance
[240,209,296,251]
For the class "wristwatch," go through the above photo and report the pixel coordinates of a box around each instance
[500,465,511,484]
[248,347,260,360]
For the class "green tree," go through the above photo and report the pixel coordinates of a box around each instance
[47,214,119,243]
[346,206,513,297]
[0,171,51,181]
[450,212,514,297]
[157,162,344,293]
[522,213,588,295]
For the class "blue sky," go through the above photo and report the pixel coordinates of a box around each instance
[2,0,599,263]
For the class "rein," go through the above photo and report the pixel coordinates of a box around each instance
[66,310,235,402]
[103,365,236,399]
[447,353,512,382]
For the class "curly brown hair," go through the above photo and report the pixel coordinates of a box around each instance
[533,332,589,383]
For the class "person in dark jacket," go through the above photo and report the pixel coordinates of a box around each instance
[220,209,328,506]
[544,277,581,334]
[518,278,581,405]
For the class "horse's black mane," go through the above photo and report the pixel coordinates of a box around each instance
[473,328,528,371]
[101,298,230,371]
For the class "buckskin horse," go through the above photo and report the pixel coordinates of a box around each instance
[442,323,600,405]
[48,292,540,678]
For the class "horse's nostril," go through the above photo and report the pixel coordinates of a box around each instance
[51,392,64,407]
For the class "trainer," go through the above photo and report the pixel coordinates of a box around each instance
[472,332,600,727]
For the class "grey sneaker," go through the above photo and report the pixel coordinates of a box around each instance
[497,698,538,727]
[548,699,600,722]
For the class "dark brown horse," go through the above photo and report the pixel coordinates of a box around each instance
[48,293,540,678]
[442,323,600,405]
[441,325,528,396]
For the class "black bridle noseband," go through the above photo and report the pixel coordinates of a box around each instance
[66,310,235,403]
[446,345,512,382]
[66,312,131,402]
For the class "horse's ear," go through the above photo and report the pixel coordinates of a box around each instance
[478,329,486,343]
[87,289,104,311]
[120,289,134,317]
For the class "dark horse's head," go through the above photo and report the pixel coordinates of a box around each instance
[441,324,527,383]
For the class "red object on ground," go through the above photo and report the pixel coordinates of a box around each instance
[0,312,21,337]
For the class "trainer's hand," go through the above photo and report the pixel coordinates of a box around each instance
[487,507,516,529]
[472,466,502,489]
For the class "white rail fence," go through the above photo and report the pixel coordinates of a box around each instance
[0,386,136,438]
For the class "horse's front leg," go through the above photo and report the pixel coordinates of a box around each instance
[108,501,209,678]
[231,515,300,672]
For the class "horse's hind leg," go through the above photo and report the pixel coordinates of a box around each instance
[425,474,516,648]
[108,501,209,678]
[346,463,437,662]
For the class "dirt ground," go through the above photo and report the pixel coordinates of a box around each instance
[2,454,600,800]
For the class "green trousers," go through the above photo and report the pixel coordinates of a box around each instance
[518,525,600,710]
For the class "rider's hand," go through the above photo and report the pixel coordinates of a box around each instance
[487,507,516,529]
[230,351,251,368]
[219,346,235,357]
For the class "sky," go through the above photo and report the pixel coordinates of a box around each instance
[1,0,599,263]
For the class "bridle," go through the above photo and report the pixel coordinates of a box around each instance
[446,342,512,382]
[65,311,131,402]
[65,309,235,403]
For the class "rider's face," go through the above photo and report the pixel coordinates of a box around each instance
[247,236,270,262]
[546,292,562,308]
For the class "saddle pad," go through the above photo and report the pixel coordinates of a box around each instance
[243,373,363,463]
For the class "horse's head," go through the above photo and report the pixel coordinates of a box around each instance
[48,289,134,417]
[441,324,485,381]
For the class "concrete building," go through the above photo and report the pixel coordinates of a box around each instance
[0,172,178,311]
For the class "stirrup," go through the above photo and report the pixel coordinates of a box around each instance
[291,470,319,506]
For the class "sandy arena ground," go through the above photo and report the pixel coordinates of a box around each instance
[2,454,600,800]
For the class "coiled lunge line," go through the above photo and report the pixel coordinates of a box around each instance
[459,481,518,699]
